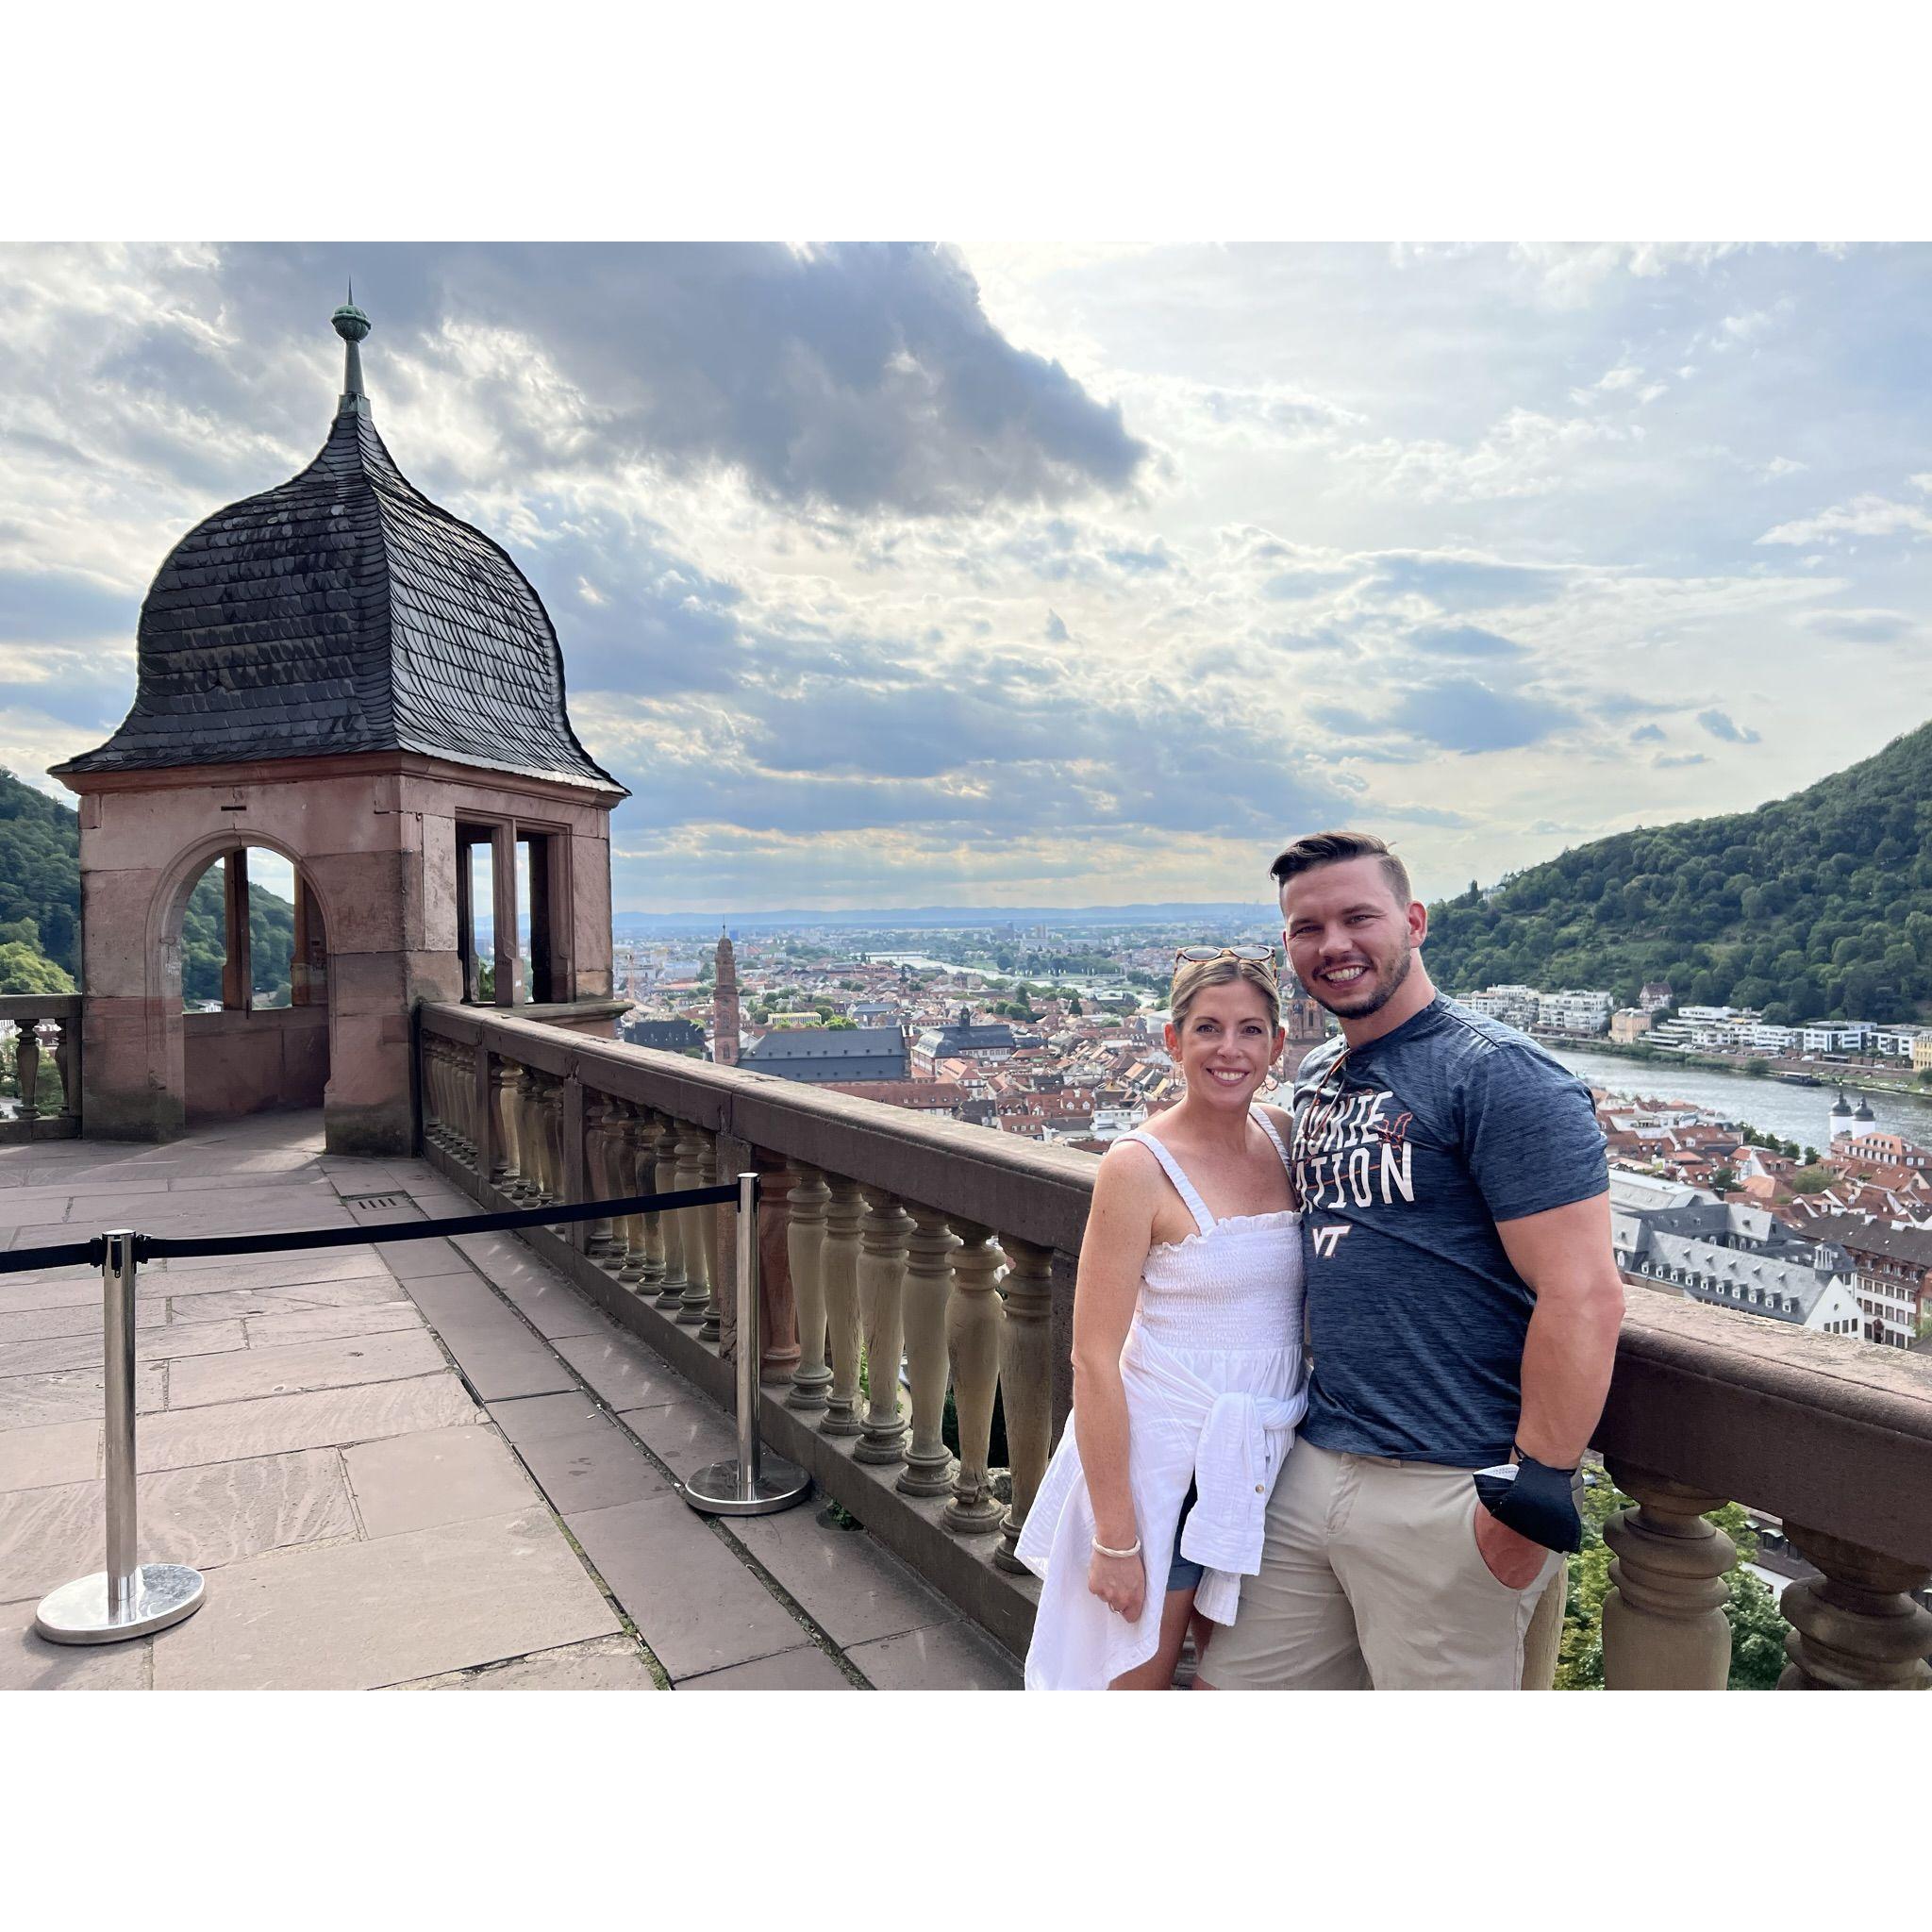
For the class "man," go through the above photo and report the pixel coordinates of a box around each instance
[1198,830,1624,1690]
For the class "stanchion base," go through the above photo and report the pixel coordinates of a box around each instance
[34,1564,207,1645]
[680,1456,811,1517]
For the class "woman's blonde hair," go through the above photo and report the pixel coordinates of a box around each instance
[1168,955,1281,1031]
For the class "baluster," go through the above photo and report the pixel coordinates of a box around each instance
[856,1189,914,1465]
[609,1104,646,1283]
[699,1133,725,1341]
[1600,1462,1736,1690]
[819,1176,866,1436]
[583,1094,620,1261]
[488,1058,522,1196]
[544,1077,568,1209]
[757,1157,802,1387]
[897,1206,959,1496]
[995,1237,1054,1572]
[455,1045,477,1163]
[508,1066,542,1200]
[51,1012,76,1124]
[1778,1525,1932,1690]
[16,1019,42,1121]
[653,1113,688,1307]
[786,1166,832,1410]
[625,1109,667,1291]
[675,1125,711,1326]
[421,1039,442,1148]
[945,1220,1006,1533]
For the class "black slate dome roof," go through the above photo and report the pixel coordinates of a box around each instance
[58,311,621,793]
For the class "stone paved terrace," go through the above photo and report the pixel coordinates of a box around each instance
[0,1113,1022,1691]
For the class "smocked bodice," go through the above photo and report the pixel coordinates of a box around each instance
[1132,1210,1305,1354]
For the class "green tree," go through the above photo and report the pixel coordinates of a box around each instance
[1557,1480,1789,1690]
[0,940,74,995]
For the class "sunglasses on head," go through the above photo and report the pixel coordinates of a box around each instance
[1174,944,1278,974]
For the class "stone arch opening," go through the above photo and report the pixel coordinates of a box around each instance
[149,832,336,1129]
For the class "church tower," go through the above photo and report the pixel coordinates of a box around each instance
[52,297,627,1154]
[712,927,741,1066]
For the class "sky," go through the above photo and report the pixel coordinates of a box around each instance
[3,240,1929,914]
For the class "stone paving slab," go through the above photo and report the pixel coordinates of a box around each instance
[399,1274,577,1401]
[455,1239,608,1338]
[556,1325,700,1411]
[0,1318,247,1381]
[680,1644,856,1690]
[374,1236,471,1281]
[0,1445,358,1606]
[725,1505,958,1649]
[0,1301,167,1345]
[134,1373,480,1475]
[166,1327,448,1410]
[0,1418,100,1493]
[488,1395,674,1514]
[0,1362,167,1429]
[165,1276,408,1324]
[151,1252,391,1297]
[564,1491,812,1682]
[152,1507,621,1691]
[845,1619,1024,1690]
[0,1267,101,1310]
[0,1595,152,1690]
[241,1302,425,1349]
[618,1396,736,1482]
[388,1633,660,1691]
[343,1424,541,1540]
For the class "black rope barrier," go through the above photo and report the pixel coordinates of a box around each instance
[0,1182,741,1273]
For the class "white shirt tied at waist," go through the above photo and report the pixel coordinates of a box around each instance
[1139,1339,1305,1624]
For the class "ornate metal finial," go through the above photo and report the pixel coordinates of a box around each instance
[330,286,373,406]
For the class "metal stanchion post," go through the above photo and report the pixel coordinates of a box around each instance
[35,1230,208,1644]
[682,1174,810,1517]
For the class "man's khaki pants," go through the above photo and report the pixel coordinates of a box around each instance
[1203,1440,1562,1690]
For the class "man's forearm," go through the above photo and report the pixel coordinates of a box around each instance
[1512,1272,1624,1466]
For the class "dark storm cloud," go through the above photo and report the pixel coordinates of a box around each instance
[193,243,1149,517]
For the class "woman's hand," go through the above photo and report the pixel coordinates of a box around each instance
[1089,1547,1147,1623]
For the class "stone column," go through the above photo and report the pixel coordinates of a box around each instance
[221,847,253,1011]
[818,1175,866,1436]
[945,1220,1006,1534]
[675,1126,711,1326]
[1601,1462,1736,1690]
[855,1189,913,1465]
[786,1166,832,1411]
[995,1238,1054,1573]
[653,1113,688,1307]
[1778,1525,1932,1690]
[897,1205,958,1498]
[491,822,523,1007]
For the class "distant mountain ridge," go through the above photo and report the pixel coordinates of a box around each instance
[1423,720,1932,1024]
[610,902,1274,936]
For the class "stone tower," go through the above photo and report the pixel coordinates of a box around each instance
[52,296,627,1154]
[712,927,741,1066]
[1276,967,1332,1083]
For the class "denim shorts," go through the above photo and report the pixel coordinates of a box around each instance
[1167,1479,1204,1593]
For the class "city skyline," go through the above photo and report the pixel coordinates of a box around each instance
[5,242,1930,912]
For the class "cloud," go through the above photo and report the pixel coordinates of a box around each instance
[1696,708,1760,744]
[1653,752,1709,769]
[1043,609,1069,643]
[1369,554,1571,608]
[1317,679,1574,757]
[1758,492,1932,546]
[1796,607,1917,643]
[1407,625,1526,659]
[1629,724,1667,743]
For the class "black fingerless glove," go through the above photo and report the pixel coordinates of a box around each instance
[1473,1450,1584,1554]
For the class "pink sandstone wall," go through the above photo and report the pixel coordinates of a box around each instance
[184,1006,329,1122]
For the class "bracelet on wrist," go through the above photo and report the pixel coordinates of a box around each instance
[1091,1534,1141,1559]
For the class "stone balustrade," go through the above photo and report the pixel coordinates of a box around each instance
[417,1003,1932,1684]
[0,994,83,1144]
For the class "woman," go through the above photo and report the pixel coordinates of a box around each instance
[1015,946,1307,1690]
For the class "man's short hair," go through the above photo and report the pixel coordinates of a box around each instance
[1270,830,1412,908]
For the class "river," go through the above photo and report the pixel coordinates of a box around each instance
[1545,1045,1932,1150]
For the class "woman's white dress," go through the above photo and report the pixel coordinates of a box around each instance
[1015,1109,1307,1690]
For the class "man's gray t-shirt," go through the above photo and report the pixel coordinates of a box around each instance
[1290,993,1608,1467]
